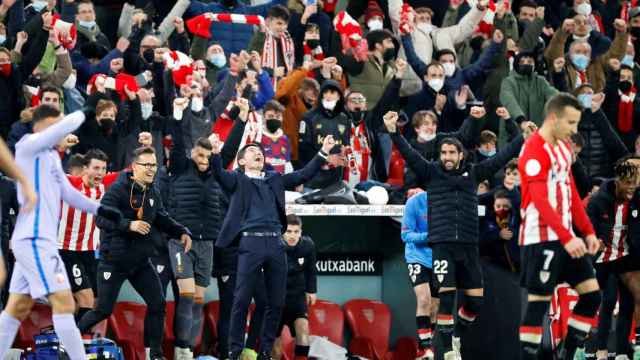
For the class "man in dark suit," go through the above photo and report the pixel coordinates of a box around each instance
[210,135,335,360]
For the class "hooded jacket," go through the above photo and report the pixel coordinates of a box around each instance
[298,80,351,189]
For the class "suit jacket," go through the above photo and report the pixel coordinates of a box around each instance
[212,153,327,248]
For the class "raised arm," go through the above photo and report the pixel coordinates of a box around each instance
[401,35,427,81]
[210,137,239,193]
[18,111,85,157]
[384,111,432,183]
[59,170,99,215]
[281,136,332,189]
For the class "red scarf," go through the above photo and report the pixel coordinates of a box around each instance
[344,122,370,185]
[618,86,636,133]
[303,41,324,77]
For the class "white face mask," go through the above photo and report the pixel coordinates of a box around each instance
[322,99,337,111]
[416,22,434,33]
[367,19,383,31]
[418,132,436,142]
[442,62,456,77]
[63,73,77,89]
[427,78,444,92]
[576,2,592,16]
[141,102,153,119]
[191,97,204,112]
[0,35,5,45]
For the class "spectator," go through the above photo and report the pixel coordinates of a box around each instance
[67,0,110,50]
[260,100,293,174]
[249,5,295,83]
[602,64,640,152]
[479,189,520,273]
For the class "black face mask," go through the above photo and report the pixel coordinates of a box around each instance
[307,39,320,49]
[470,36,484,51]
[241,86,254,100]
[350,110,365,124]
[516,64,534,76]
[99,118,115,133]
[25,75,41,87]
[383,48,395,62]
[517,20,530,37]
[266,119,281,133]
[631,27,640,39]
[302,98,313,110]
[222,0,236,8]
[143,48,155,64]
[619,80,633,93]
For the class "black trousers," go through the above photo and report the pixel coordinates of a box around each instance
[228,235,287,356]
[217,271,267,356]
[78,258,166,356]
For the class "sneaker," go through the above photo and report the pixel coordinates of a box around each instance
[452,336,462,359]
[415,348,434,360]
[256,352,272,360]
[573,348,586,360]
[634,348,640,360]
[616,355,631,360]
[444,351,458,360]
[241,348,258,360]
[175,347,193,360]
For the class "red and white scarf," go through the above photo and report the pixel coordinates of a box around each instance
[207,13,265,27]
[618,86,636,133]
[344,122,370,187]
[575,70,587,87]
[333,11,363,49]
[476,0,500,37]
[303,40,324,76]
[262,30,295,87]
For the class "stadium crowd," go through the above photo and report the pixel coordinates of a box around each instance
[0,0,640,359]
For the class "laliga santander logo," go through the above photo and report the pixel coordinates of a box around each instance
[51,15,77,50]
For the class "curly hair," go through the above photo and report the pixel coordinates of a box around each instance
[614,155,640,182]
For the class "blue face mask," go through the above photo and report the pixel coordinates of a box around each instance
[622,54,634,68]
[577,93,592,110]
[479,148,496,157]
[0,35,5,45]
[32,0,47,12]
[209,53,227,68]
[78,20,96,29]
[571,53,590,71]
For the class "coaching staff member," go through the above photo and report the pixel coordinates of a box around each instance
[211,134,335,360]
[78,146,192,360]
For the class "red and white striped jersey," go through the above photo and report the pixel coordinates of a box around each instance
[596,201,630,263]
[57,173,119,251]
[519,132,575,245]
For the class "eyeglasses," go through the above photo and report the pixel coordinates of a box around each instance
[349,97,366,104]
[136,162,158,169]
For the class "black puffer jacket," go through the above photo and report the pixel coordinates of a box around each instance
[167,115,245,242]
[391,131,524,245]
[577,109,628,178]
[96,171,190,264]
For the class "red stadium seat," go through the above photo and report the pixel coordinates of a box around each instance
[386,145,405,187]
[278,326,295,360]
[204,300,220,345]
[344,299,391,360]
[109,302,147,360]
[14,303,53,350]
[308,300,344,346]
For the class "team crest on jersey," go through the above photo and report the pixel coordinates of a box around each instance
[103,272,111,280]
[525,159,542,176]
[338,124,346,134]
[298,257,305,265]
[633,210,638,218]
[462,172,468,177]
[157,265,165,273]
[150,199,154,207]
[74,277,83,286]
[221,275,229,283]
[437,274,444,283]
[539,271,550,284]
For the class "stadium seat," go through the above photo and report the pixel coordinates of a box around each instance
[278,326,295,360]
[163,301,204,359]
[308,300,344,345]
[203,300,257,357]
[14,303,53,350]
[109,302,147,360]
[344,299,417,360]
[386,145,405,187]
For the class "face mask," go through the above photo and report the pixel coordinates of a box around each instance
[618,80,633,93]
[350,110,365,124]
[322,99,337,111]
[241,86,254,100]
[577,93,592,109]
[143,48,155,64]
[191,97,204,112]
[427,78,444,92]
[479,148,496,157]
[266,119,281,133]
[418,132,436,142]
[99,118,115,132]
[141,102,153,119]
[0,35,5,45]
[416,22,434,33]
[495,208,510,219]
[383,48,395,62]
[571,53,590,71]
[62,73,77,89]
[306,39,320,49]
[516,63,534,76]
[442,62,456,77]
[367,19,383,31]
[31,0,47,12]
[575,2,592,16]
[0,63,11,77]
[573,33,590,42]
[222,0,236,7]
[622,55,634,67]
[78,20,96,29]
[209,53,226,68]
[517,20,530,35]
